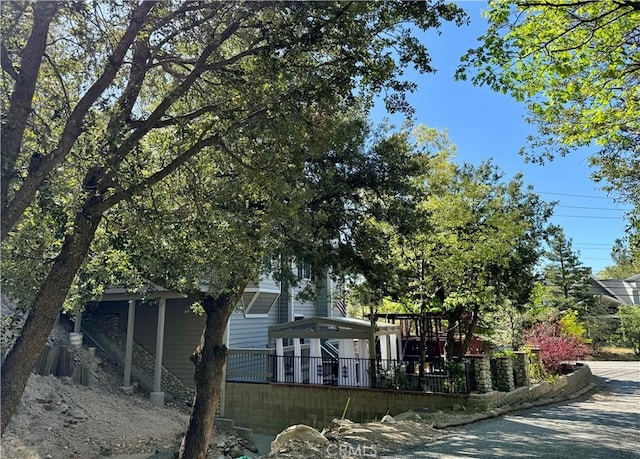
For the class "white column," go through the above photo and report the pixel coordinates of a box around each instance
[293,338,302,383]
[379,334,389,369]
[309,338,322,385]
[153,298,166,392]
[357,339,369,387]
[276,338,284,382]
[123,299,136,388]
[339,339,356,386]
[150,298,166,407]
[390,333,398,363]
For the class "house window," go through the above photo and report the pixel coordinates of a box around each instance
[295,315,304,344]
[297,260,312,281]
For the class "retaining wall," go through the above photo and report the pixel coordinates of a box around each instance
[224,365,595,434]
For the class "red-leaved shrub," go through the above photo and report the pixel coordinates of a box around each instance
[524,321,590,374]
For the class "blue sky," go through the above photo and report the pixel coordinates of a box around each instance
[371,1,629,275]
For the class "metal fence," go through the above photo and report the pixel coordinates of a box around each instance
[226,350,471,394]
[226,349,274,383]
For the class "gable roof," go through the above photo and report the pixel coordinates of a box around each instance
[589,274,639,306]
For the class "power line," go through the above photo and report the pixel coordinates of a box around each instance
[557,205,631,212]
[538,191,616,200]
[553,214,625,220]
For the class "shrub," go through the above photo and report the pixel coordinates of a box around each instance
[618,305,640,356]
[524,321,590,374]
[558,309,589,343]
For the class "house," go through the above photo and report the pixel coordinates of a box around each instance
[588,274,640,307]
[585,274,639,344]
[78,265,338,407]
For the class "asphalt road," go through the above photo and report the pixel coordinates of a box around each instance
[384,361,640,459]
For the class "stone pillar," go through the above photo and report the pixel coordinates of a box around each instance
[472,356,492,393]
[512,351,530,387]
[529,347,542,366]
[528,347,544,381]
[496,357,515,392]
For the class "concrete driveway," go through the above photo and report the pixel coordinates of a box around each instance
[385,361,640,458]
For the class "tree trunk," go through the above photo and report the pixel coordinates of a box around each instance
[458,304,480,360]
[1,2,59,215]
[179,292,239,459]
[444,308,462,362]
[1,199,102,434]
[418,313,427,379]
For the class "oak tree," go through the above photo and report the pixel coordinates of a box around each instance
[0,2,467,450]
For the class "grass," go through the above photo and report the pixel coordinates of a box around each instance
[589,346,640,361]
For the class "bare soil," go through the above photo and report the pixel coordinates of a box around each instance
[1,321,471,459]
[590,346,639,361]
[0,325,252,459]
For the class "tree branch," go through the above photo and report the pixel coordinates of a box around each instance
[0,41,18,80]
[1,1,156,241]
[1,1,59,214]
[100,106,268,211]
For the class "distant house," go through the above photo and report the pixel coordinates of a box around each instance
[588,274,640,307]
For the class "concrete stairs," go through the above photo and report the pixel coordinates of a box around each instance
[216,417,254,443]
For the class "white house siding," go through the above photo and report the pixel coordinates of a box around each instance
[291,280,317,319]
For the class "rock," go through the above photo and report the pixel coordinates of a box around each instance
[270,424,328,454]
[328,418,354,430]
[394,411,422,421]
[228,445,244,458]
[380,415,396,423]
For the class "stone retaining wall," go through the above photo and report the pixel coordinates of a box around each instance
[466,364,594,411]
[224,365,595,435]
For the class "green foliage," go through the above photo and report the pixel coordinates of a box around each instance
[354,126,553,358]
[492,349,515,359]
[444,361,467,393]
[598,238,640,280]
[543,225,594,312]
[1,1,469,306]
[483,282,556,350]
[0,1,470,438]
[558,309,589,344]
[618,305,640,356]
[457,0,640,234]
